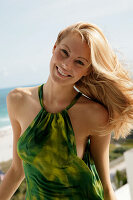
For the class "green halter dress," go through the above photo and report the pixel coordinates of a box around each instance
[17,83,104,200]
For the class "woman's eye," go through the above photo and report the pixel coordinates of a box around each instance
[76,60,84,66]
[61,49,68,56]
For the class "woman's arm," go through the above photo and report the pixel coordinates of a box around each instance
[88,103,117,200]
[0,89,25,200]
[89,134,117,200]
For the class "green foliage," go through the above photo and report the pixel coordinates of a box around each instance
[109,138,133,161]
[109,152,121,161]
[113,146,127,154]
[113,169,127,189]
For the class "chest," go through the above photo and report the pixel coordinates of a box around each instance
[19,100,90,160]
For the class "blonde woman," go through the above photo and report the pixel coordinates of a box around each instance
[0,22,133,200]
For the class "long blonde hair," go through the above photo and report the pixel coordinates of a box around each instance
[56,22,133,140]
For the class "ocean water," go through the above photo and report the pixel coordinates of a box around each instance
[0,83,39,130]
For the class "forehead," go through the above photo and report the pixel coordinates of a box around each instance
[59,32,91,61]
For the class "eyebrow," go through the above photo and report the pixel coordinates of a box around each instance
[62,44,89,63]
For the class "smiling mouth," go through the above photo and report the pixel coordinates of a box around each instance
[56,66,72,77]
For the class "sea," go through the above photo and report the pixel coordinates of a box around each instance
[0,83,40,131]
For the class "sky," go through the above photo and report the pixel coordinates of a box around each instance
[0,0,133,89]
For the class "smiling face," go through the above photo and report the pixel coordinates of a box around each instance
[49,32,91,86]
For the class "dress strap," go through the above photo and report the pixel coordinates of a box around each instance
[38,83,44,108]
[38,83,82,110]
[65,92,82,111]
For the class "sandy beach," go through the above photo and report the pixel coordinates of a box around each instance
[0,126,13,163]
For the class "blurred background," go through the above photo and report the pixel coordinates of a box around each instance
[0,0,133,199]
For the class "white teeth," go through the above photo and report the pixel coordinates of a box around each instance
[57,67,69,77]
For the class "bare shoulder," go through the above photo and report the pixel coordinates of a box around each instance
[7,85,36,99]
[7,85,39,103]
[88,100,109,126]
[6,85,39,119]
[7,87,26,105]
[79,95,109,132]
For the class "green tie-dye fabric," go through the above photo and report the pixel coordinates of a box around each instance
[17,83,104,200]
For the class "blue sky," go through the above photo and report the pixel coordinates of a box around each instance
[0,0,133,89]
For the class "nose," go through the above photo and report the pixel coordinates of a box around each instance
[62,59,73,71]
[62,63,68,68]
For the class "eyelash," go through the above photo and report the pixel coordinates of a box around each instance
[75,60,84,66]
[61,49,84,66]
[61,49,69,56]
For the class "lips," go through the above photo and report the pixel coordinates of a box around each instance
[56,66,71,77]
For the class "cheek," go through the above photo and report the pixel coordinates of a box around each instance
[53,51,63,62]
[74,68,87,77]
[74,68,88,80]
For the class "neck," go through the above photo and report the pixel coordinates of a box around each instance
[43,76,78,106]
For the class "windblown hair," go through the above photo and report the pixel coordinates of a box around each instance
[56,22,133,140]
